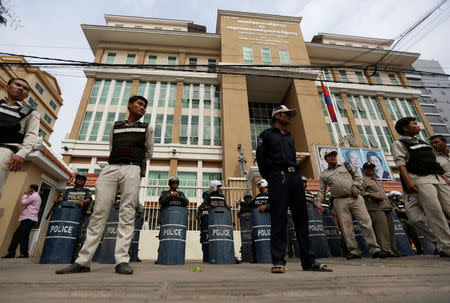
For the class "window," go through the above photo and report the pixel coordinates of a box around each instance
[188,58,197,70]
[190,116,199,145]
[323,69,332,81]
[357,125,369,147]
[355,72,366,83]
[177,171,197,198]
[249,102,279,149]
[126,54,136,64]
[389,74,399,85]
[148,55,157,64]
[333,94,347,118]
[89,112,103,141]
[343,124,355,141]
[202,172,222,188]
[339,70,349,82]
[165,115,173,143]
[99,80,111,104]
[432,125,449,134]
[28,97,38,109]
[154,26,163,30]
[182,84,190,108]
[154,115,164,144]
[147,171,169,196]
[121,81,132,105]
[78,111,92,140]
[89,80,101,104]
[426,115,444,124]
[214,117,221,146]
[261,48,272,65]
[77,169,89,174]
[420,96,433,104]
[192,84,199,101]
[374,73,383,84]
[203,116,211,145]
[243,47,253,65]
[213,86,220,109]
[110,81,122,105]
[106,53,116,64]
[279,50,290,65]
[204,85,211,109]
[49,99,57,110]
[114,24,123,27]
[43,113,52,124]
[180,115,188,144]
[134,25,143,28]
[102,112,116,142]
[168,83,176,108]
[208,59,216,66]
[138,81,156,107]
[375,126,388,150]
[365,125,378,147]
[39,129,46,138]
[35,82,44,95]
[421,105,439,114]
[168,56,176,69]
[158,83,167,108]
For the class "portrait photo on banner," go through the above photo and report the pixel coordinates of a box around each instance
[362,149,393,180]
[341,148,364,175]
[315,146,344,172]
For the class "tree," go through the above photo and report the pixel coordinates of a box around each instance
[0,0,21,29]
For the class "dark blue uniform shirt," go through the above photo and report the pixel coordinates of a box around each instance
[256,127,299,179]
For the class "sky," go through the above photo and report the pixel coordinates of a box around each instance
[1,0,449,158]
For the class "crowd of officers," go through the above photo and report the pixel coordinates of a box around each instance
[2,77,448,274]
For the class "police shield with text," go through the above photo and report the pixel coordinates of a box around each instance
[256,105,332,273]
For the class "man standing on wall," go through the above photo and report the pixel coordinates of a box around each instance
[256,105,332,273]
[0,78,40,198]
[56,95,154,274]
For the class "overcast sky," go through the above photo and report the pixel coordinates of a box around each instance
[1,0,449,158]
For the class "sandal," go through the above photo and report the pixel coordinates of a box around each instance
[271,265,286,274]
[303,262,333,272]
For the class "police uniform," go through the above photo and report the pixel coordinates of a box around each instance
[256,127,316,268]
[434,150,450,178]
[204,190,227,208]
[238,199,252,218]
[362,176,398,255]
[250,192,271,212]
[317,164,382,257]
[159,189,189,208]
[196,198,210,262]
[392,135,450,255]
[75,120,154,267]
[0,99,40,197]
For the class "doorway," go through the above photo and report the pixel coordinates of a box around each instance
[29,182,54,256]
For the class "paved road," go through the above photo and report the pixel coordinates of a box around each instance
[0,256,449,302]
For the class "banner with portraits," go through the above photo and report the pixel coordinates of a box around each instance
[313,146,393,181]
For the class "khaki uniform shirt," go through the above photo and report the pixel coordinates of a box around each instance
[362,176,392,211]
[434,151,450,178]
[391,135,445,185]
[317,163,362,205]
[2,100,40,159]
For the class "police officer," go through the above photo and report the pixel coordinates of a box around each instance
[302,177,315,206]
[388,191,424,255]
[256,105,332,273]
[251,179,271,213]
[361,162,399,257]
[56,95,154,274]
[0,78,40,198]
[159,177,189,209]
[196,193,210,263]
[317,149,384,260]
[56,172,92,262]
[392,117,450,257]
[430,135,450,179]
[204,180,231,209]
[238,192,253,218]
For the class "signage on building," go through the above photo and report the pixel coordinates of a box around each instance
[313,146,393,181]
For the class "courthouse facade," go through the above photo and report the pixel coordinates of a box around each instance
[61,10,431,204]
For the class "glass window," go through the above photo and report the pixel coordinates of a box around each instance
[389,74,399,85]
[261,48,272,65]
[190,116,199,145]
[383,127,394,146]
[126,54,136,64]
[192,84,200,100]
[180,115,188,144]
[43,113,52,124]
[182,84,190,108]
[106,53,116,64]
[243,47,253,65]
[121,81,132,105]
[154,114,164,143]
[138,81,156,107]
[432,125,449,133]
[99,80,111,104]
[202,172,222,188]
[148,55,157,64]
[177,171,197,198]
[323,69,332,81]
[188,58,197,70]
[214,117,221,146]
[89,112,103,141]
[375,126,388,151]
[168,56,176,69]
[355,72,366,83]
[28,97,38,109]
[35,82,44,95]
[249,102,279,149]
[343,124,355,141]
[49,99,57,110]
[102,112,116,142]
[147,170,169,197]
[111,81,122,105]
[371,97,385,120]
[213,86,220,109]
[426,115,444,124]
[374,73,383,84]
[339,70,349,82]
[165,115,173,143]
[365,125,378,147]
[78,111,92,140]
[168,83,176,108]
[421,105,439,114]
[364,96,376,119]
[208,59,216,66]
[39,129,46,138]
[357,125,369,147]
[279,50,290,65]
[203,116,211,145]
[327,123,336,145]
[89,80,101,104]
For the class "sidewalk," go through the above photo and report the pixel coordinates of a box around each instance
[0,256,449,303]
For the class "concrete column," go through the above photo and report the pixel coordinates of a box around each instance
[178,51,186,70]
[412,97,434,136]
[341,93,363,146]
[171,81,184,143]
[220,74,252,181]
[397,72,410,88]
[93,48,105,64]
[376,95,399,140]
[169,159,178,177]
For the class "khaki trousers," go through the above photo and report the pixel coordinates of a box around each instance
[368,210,398,255]
[334,196,381,256]
[0,147,13,199]
[407,184,450,254]
[76,164,141,266]
[404,193,438,245]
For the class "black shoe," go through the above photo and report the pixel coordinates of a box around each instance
[439,251,449,258]
[385,252,400,258]
[55,263,90,274]
[17,254,28,258]
[345,253,362,260]
[372,251,386,259]
[2,253,15,258]
[115,262,133,275]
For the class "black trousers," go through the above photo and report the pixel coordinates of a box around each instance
[8,219,35,257]
[267,171,316,268]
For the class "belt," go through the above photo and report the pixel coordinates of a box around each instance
[109,161,141,166]
[282,166,298,174]
[0,144,18,153]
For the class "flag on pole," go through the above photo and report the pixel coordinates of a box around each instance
[320,81,337,123]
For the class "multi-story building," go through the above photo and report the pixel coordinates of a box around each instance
[406,59,450,146]
[0,55,63,144]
